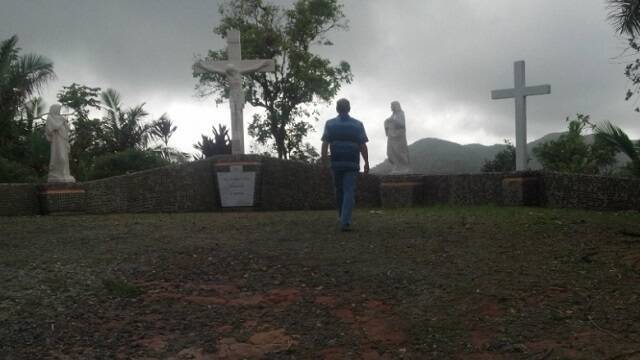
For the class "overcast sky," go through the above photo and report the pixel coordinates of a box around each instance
[2,0,638,165]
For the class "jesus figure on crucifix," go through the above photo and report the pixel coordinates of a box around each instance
[193,29,275,154]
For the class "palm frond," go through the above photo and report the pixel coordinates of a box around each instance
[595,121,639,160]
[100,88,122,115]
[608,0,640,37]
[0,35,19,79]
[12,54,55,96]
[150,113,177,146]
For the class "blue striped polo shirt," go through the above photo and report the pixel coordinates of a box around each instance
[321,114,368,170]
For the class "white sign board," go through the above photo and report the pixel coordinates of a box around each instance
[217,167,256,207]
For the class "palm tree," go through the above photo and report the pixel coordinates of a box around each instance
[149,114,189,162]
[100,88,151,152]
[193,124,231,158]
[0,35,55,158]
[608,0,640,37]
[595,121,640,176]
[150,113,177,147]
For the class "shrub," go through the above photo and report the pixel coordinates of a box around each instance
[0,156,38,183]
[89,149,169,180]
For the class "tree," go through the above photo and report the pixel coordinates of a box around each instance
[533,114,617,174]
[19,97,50,177]
[595,121,640,176]
[57,83,103,179]
[100,89,151,152]
[194,0,353,159]
[150,113,177,147]
[194,124,232,158]
[606,1,640,105]
[149,114,189,163]
[0,35,55,160]
[481,140,516,172]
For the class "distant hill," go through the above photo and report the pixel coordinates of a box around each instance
[371,133,631,175]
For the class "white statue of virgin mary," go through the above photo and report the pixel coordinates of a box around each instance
[45,104,75,183]
[384,101,411,174]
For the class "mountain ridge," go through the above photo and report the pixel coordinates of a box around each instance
[371,132,630,175]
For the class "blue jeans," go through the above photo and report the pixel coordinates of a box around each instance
[332,169,358,226]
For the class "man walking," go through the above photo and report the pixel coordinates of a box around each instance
[321,98,370,231]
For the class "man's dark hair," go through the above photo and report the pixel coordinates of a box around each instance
[336,98,350,114]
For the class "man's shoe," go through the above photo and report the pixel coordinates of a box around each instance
[340,223,352,232]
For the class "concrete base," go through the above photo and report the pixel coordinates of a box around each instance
[380,175,423,208]
[38,183,86,215]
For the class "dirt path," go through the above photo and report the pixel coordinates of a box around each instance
[1,207,640,359]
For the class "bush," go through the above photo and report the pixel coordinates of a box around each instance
[0,156,38,183]
[89,149,170,180]
[482,140,516,172]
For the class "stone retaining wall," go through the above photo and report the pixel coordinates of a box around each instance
[259,158,380,210]
[83,158,218,214]
[2,160,639,216]
[542,172,640,211]
[0,183,39,216]
[423,173,507,206]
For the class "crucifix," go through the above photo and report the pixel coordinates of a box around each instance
[491,60,551,171]
[194,29,275,154]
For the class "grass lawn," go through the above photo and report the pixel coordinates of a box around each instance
[1,206,640,359]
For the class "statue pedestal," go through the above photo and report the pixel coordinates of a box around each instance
[380,175,423,208]
[38,183,86,215]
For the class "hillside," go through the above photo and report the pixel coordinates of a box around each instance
[371,133,630,175]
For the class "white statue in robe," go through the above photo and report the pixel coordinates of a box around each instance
[45,104,75,183]
[384,101,410,174]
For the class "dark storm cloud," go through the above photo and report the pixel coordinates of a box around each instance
[1,0,638,164]
[2,0,222,94]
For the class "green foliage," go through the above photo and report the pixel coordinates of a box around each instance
[100,89,151,153]
[289,142,320,163]
[195,0,353,159]
[194,124,232,158]
[595,121,640,176]
[26,125,51,178]
[0,156,38,183]
[606,1,640,105]
[89,149,169,180]
[149,114,189,163]
[57,83,101,122]
[481,140,516,172]
[150,113,176,147]
[533,114,617,174]
[57,83,103,180]
[0,35,55,161]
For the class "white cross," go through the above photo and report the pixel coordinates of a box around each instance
[194,29,275,154]
[491,60,551,171]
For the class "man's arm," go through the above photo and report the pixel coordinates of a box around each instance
[321,141,329,168]
[360,143,370,174]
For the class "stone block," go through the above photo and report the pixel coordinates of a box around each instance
[502,176,541,206]
[380,175,423,208]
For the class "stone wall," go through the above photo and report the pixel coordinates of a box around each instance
[3,159,640,216]
[82,158,218,214]
[0,183,39,216]
[542,172,640,211]
[422,173,507,205]
[258,157,380,211]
